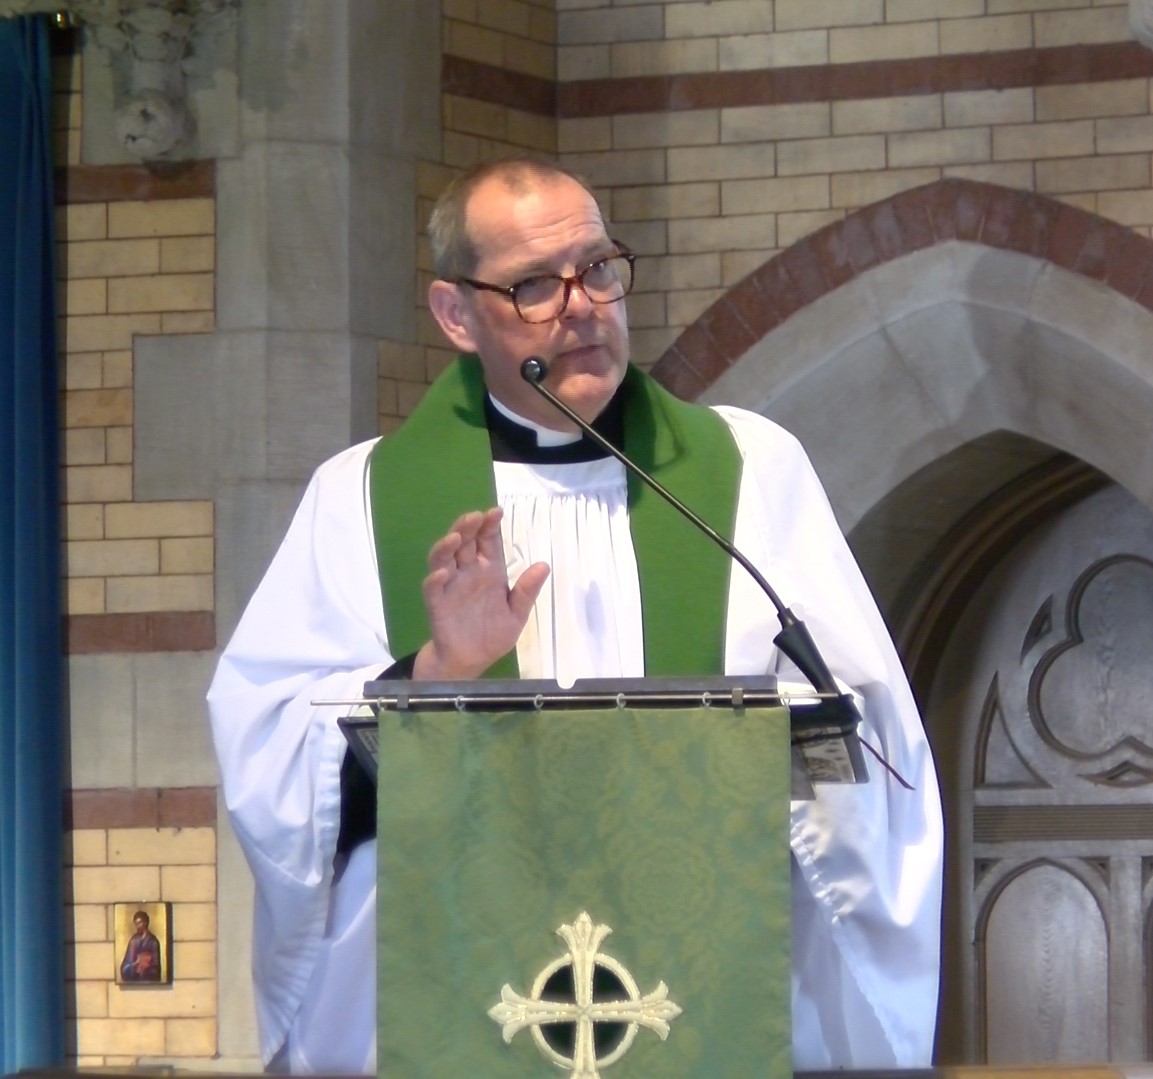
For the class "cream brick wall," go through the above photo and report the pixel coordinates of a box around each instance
[556,0,1131,85]
[395,1,560,427]
[63,497,214,616]
[719,31,832,73]
[775,0,883,33]
[65,826,218,1064]
[55,50,218,620]
[542,1,1152,350]
[445,0,555,78]
[413,0,1152,371]
[52,61,223,1064]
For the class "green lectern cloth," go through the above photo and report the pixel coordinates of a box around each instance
[377,705,792,1079]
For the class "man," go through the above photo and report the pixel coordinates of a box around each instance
[209,157,943,1074]
[120,910,161,982]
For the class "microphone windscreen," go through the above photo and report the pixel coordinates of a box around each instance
[520,357,548,383]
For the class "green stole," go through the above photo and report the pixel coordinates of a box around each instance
[368,355,741,678]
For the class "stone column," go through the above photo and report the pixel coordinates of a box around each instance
[132,0,441,1062]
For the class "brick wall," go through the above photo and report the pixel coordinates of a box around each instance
[420,2,1153,377]
[56,19,1152,637]
[442,0,556,160]
[544,0,1153,366]
[52,42,220,1065]
[54,49,217,650]
[378,0,559,431]
[556,0,1134,78]
[64,790,217,1065]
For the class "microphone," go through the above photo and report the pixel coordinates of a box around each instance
[518,355,913,783]
[518,357,922,788]
[520,356,842,695]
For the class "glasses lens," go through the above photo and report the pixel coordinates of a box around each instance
[509,253,635,323]
[512,276,566,323]
[582,255,632,303]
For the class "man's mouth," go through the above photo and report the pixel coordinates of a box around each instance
[555,342,605,362]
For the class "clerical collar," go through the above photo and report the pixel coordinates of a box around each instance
[485,389,624,464]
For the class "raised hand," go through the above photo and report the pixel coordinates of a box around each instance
[413,507,550,681]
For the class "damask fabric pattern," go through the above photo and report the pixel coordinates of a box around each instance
[376,706,793,1079]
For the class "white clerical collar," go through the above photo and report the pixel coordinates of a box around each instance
[487,393,582,447]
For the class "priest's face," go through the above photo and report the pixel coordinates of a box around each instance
[429,173,630,431]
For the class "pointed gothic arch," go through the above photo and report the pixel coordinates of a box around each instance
[643,136,1153,1079]
[649,180,1153,655]
[652,177,1153,402]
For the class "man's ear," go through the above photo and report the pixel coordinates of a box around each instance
[428,280,478,353]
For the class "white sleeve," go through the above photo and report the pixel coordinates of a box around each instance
[717,406,944,1070]
[206,438,390,1061]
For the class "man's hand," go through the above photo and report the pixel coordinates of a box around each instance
[413,507,549,681]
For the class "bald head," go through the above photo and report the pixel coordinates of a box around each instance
[428,158,602,280]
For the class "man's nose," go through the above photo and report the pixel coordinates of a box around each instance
[561,277,596,319]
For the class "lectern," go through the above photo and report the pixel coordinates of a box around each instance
[339,675,864,1079]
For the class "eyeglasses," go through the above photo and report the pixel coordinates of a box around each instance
[451,244,636,324]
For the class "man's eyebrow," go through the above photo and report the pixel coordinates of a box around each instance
[507,242,617,279]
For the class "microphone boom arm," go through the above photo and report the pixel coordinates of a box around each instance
[519,357,841,698]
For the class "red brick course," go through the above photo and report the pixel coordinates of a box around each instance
[66,786,216,830]
[66,611,216,654]
[56,160,215,204]
[442,43,1153,119]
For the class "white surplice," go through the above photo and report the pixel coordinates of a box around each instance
[208,403,943,1074]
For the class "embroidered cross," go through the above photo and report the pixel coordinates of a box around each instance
[488,911,683,1078]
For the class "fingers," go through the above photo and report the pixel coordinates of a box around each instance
[427,508,503,572]
[416,508,552,681]
[473,506,506,561]
[422,505,549,612]
[508,561,551,621]
[426,531,463,573]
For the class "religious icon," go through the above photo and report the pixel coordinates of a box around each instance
[113,901,172,985]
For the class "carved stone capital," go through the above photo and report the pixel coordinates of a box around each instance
[0,0,238,159]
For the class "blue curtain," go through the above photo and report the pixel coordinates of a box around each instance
[0,13,65,1071]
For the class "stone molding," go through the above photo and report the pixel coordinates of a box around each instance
[651,179,1153,401]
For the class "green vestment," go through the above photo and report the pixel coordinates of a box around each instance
[367,354,742,677]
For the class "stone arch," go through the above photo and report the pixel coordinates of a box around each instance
[651,180,1153,651]
[668,180,1153,1065]
[652,177,1153,404]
